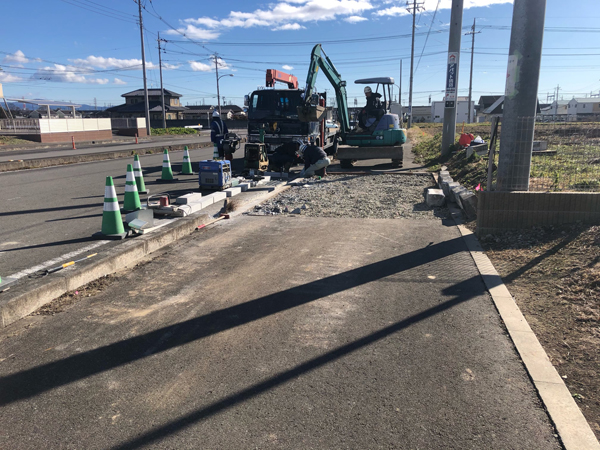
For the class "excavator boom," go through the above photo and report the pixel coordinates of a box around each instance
[301,44,350,136]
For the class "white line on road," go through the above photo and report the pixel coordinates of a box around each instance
[7,241,109,280]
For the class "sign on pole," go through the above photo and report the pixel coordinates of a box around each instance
[445,52,459,108]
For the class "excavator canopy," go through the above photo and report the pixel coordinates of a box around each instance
[354,77,395,85]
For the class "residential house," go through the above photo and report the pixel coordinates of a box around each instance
[476,95,503,122]
[106,88,187,120]
[182,104,243,120]
[567,98,600,121]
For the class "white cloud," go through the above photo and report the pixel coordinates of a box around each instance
[282,65,294,70]
[374,6,409,17]
[32,64,109,84]
[113,78,127,85]
[175,0,375,36]
[272,23,305,31]
[165,25,221,40]
[0,72,23,82]
[3,50,28,65]
[345,15,368,22]
[70,56,178,71]
[70,56,144,70]
[375,0,512,17]
[189,61,212,72]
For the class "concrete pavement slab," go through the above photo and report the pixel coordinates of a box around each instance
[0,216,560,449]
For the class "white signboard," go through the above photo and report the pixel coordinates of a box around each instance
[445,52,459,108]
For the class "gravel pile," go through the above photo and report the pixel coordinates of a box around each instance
[251,174,449,219]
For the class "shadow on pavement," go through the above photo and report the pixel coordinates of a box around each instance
[0,236,468,409]
[111,275,484,450]
[0,236,98,252]
[0,202,104,217]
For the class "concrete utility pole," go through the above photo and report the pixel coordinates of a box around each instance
[399,59,402,113]
[441,0,464,156]
[406,0,424,129]
[465,18,480,123]
[157,32,167,129]
[214,54,221,116]
[137,0,151,136]
[496,0,547,191]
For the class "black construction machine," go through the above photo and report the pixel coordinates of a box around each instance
[221,132,241,160]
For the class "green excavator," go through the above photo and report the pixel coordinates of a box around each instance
[298,44,407,168]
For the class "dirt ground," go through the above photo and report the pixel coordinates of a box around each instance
[475,222,600,439]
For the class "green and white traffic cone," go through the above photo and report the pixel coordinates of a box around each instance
[95,176,127,240]
[212,143,220,160]
[181,146,194,174]
[133,154,148,194]
[123,164,142,212]
[156,149,178,182]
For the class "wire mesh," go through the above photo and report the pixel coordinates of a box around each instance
[490,119,600,192]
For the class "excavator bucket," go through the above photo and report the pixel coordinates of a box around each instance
[297,105,325,122]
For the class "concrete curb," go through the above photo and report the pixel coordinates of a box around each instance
[0,212,210,328]
[0,180,291,328]
[0,141,212,172]
[451,207,600,450]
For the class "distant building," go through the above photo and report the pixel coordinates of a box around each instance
[476,96,503,122]
[431,97,474,123]
[106,88,187,120]
[567,98,600,121]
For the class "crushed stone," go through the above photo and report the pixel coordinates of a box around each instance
[251,174,449,220]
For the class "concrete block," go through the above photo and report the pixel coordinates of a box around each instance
[238,183,251,192]
[458,190,478,219]
[532,140,548,151]
[438,174,453,189]
[444,181,460,198]
[264,171,289,179]
[175,192,203,205]
[224,187,242,197]
[205,191,227,203]
[439,170,450,178]
[426,188,445,207]
[450,185,467,205]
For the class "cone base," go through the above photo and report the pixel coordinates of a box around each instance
[180,171,195,175]
[138,189,149,194]
[93,231,128,240]
[155,178,180,183]
[121,207,142,214]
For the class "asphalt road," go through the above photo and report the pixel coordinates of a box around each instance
[0,134,213,162]
[0,145,225,279]
[0,215,561,449]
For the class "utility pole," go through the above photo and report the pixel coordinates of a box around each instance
[465,18,480,123]
[496,0,547,191]
[399,59,402,113]
[94,97,97,111]
[214,53,221,116]
[441,0,464,156]
[157,32,167,129]
[137,0,151,136]
[406,0,424,129]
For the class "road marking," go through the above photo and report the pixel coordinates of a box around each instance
[7,241,109,280]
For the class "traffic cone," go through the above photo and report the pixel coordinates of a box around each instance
[95,176,127,240]
[156,149,178,182]
[133,154,148,194]
[181,146,194,174]
[123,164,142,212]
[212,144,220,160]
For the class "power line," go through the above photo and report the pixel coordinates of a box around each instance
[415,0,440,74]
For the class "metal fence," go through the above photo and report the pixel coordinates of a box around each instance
[110,118,138,129]
[0,119,40,134]
[489,119,600,192]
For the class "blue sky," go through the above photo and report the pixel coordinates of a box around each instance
[1,0,599,108]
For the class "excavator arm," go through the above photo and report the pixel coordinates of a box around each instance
[300,44,350,136]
